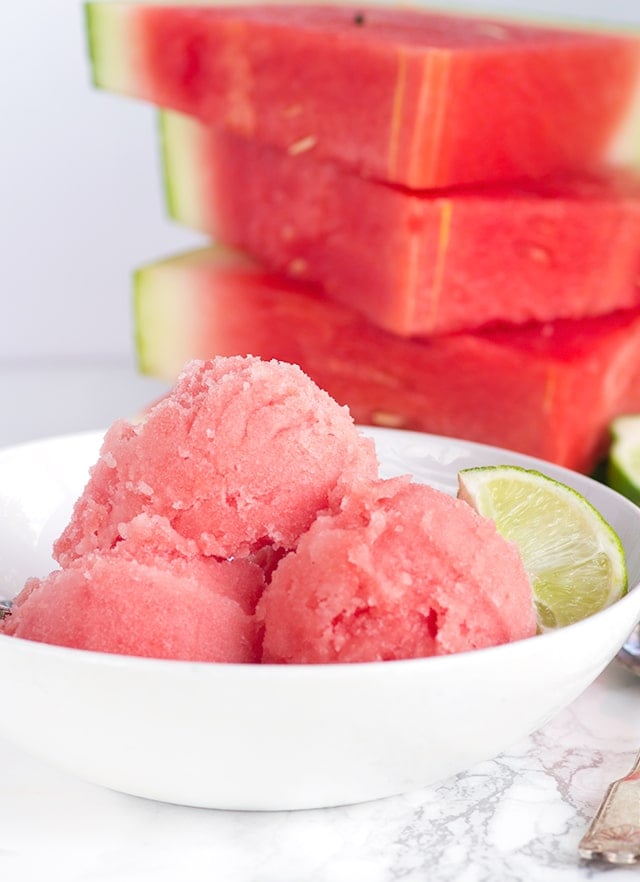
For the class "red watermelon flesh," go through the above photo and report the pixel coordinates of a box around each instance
[87,3,640,189]
[161,110,640,336]
[134,246,640,473]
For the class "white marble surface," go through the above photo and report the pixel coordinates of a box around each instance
[1,363,639,882]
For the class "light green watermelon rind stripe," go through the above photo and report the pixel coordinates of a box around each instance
[133,262,187,381]
[133,251,213,381]
[132,265,157,378]
[84,3,102,88]
[157,111,180,225]
[157,110,209,232]
[84,1,138,94]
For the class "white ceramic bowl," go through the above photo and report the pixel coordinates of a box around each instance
[0,427,639,811]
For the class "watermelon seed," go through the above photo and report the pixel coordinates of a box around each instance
[288,257,308,276]
[353,12,366,26]
[287,135,318,156]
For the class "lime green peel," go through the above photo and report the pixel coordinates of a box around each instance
[458,465,627,631]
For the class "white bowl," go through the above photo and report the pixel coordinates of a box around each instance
[0,427,639,811]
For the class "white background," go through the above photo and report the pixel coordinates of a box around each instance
[2,0,640,366]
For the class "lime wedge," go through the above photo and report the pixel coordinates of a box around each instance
[607,415,640,506]
[457,465,627,630]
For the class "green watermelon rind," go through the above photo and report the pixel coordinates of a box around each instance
[133,264,155,378]
[606,415,640,506]
[157,111,179,224]
[158,110,207,231]
[133,258,195,382]
[85,2,139,95]
[84,3,101,88]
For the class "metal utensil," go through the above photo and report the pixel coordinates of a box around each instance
[617,624,640,674]
[579,628,640,863]
[579,751,640,864]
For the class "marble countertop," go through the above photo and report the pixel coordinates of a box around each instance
[1,363,639,882]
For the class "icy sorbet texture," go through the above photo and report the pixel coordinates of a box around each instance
[1,356,535,662]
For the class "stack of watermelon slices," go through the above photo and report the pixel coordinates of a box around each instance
[87,2,640,472]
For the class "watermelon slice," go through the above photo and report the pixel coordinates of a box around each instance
[86,3,640,189]
[160,109,640,336]
[134,245,640,473]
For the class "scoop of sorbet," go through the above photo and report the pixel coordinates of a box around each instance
[3,524,265,662]
[54,356,378,565]
[260,478,536,663]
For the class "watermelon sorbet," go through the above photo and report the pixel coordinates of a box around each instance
[1,356,536,662]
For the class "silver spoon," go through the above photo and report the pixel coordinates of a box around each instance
[578,625,640,863]
[579,749,640,863]
[616,624,640,674]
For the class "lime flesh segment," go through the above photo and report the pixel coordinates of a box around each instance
[457,465,627,630]
[607,415,640,506]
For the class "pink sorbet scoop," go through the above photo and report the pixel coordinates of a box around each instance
[1,356,536,665]
[260,478,536,663]
[54,356,378,565]
[3,535,265,662]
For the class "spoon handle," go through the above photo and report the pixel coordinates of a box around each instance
[579,751,640,864]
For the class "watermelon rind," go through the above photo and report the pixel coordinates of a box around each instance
[134,260,180,380]
[85,2,140,95]
[158,110,207,231]
[606,415,640,506]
